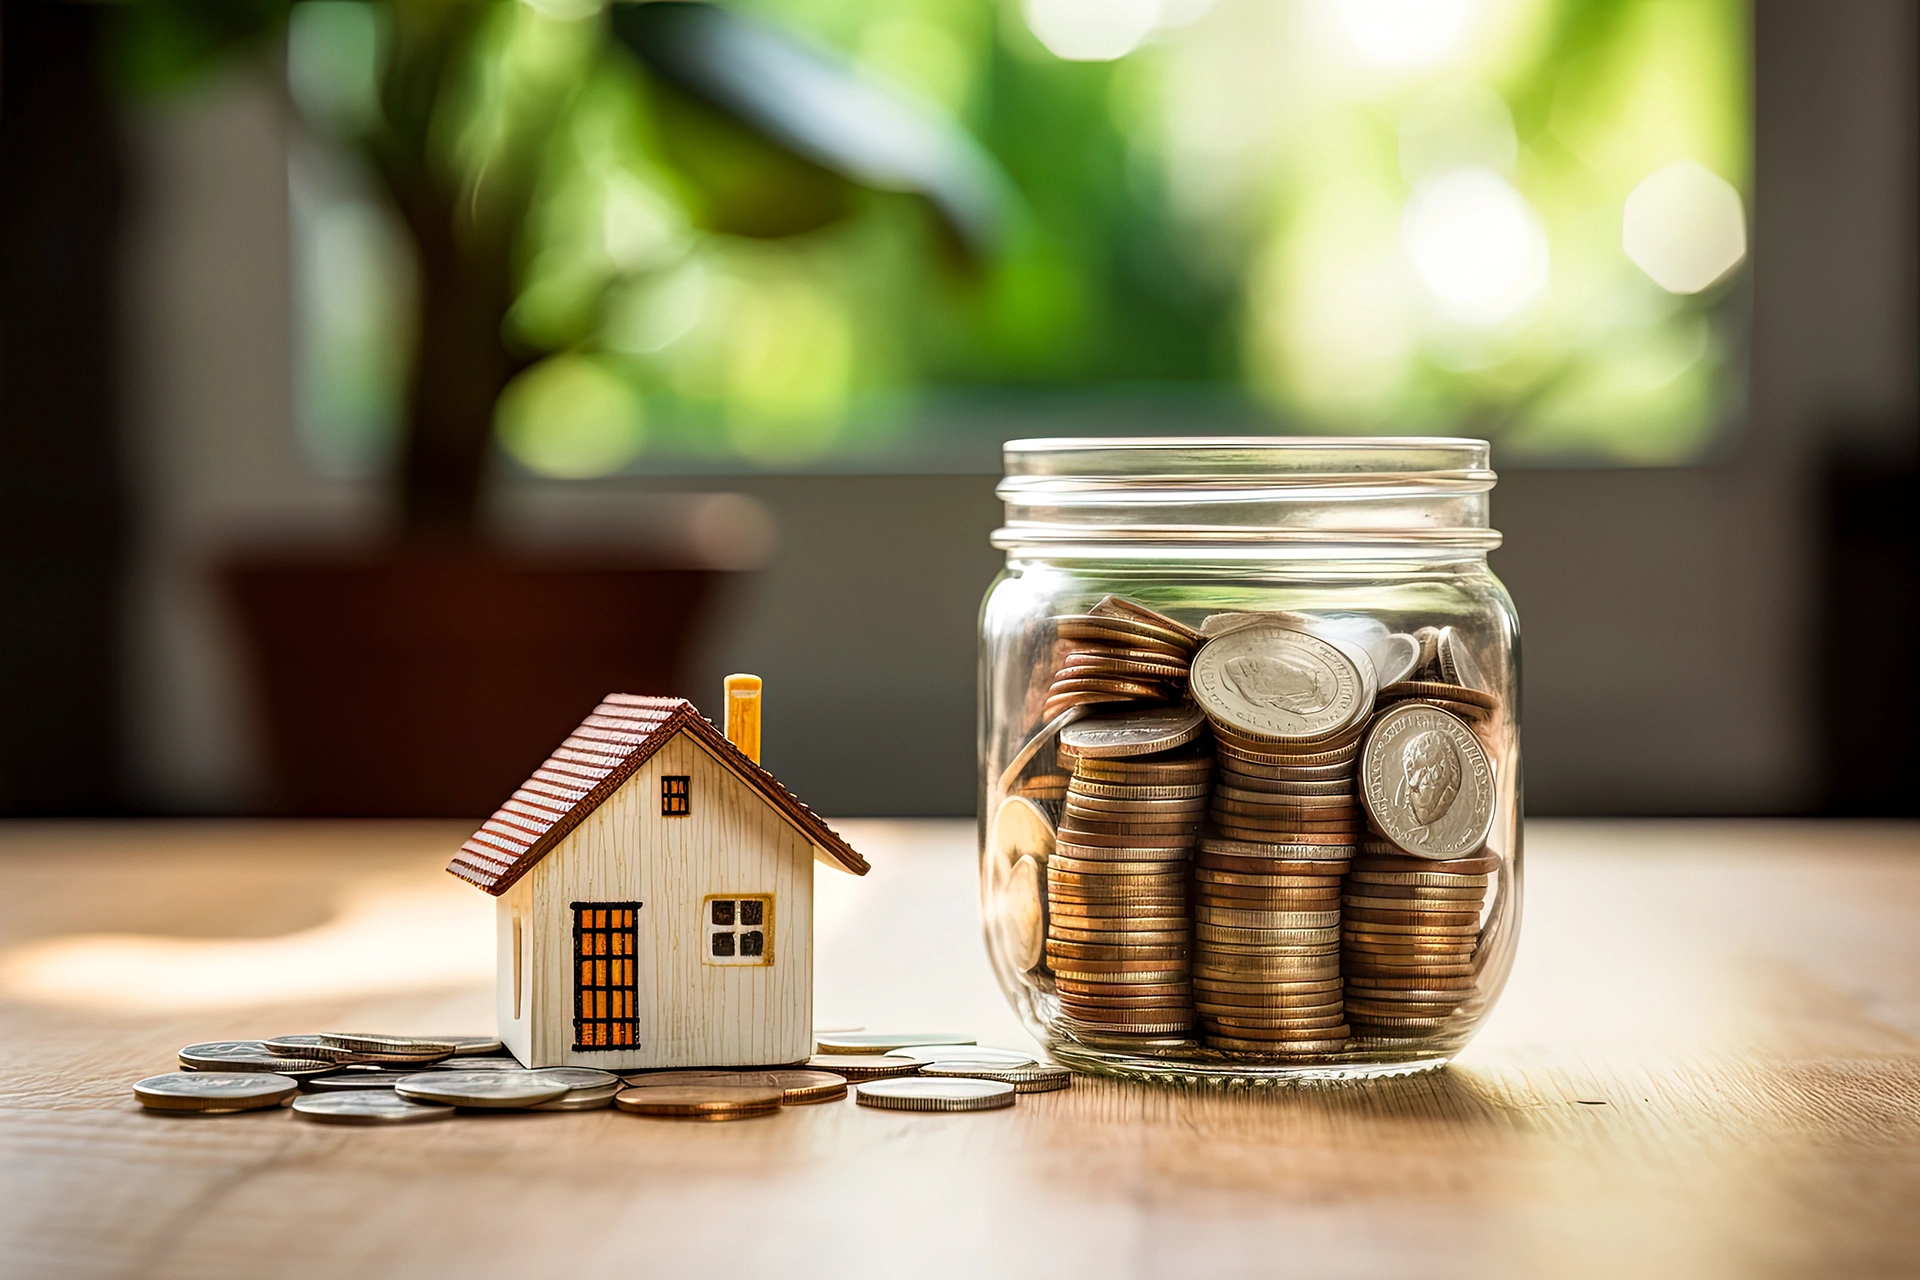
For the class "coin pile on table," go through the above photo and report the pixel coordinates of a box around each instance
[1045,705,1212,1044]
[1186,620,1381,1057]
[1042,596,1204,722]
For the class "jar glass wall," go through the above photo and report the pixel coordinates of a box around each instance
[979,438,1522,1082]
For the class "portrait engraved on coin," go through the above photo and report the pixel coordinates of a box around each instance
[1396,730,1463,837]
[1191,625,1368,741]
[1360,703,1494,860]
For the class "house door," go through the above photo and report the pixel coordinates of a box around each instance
[572,902,641,1049]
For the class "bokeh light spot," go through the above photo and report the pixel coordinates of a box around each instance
[497,354,646,478]
[1330,0,1474,68]
[1402,166,1550,325]
[1023,0,1161,62]
[1622,159,1747,294]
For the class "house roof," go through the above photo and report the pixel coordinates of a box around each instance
[447,695,869,895]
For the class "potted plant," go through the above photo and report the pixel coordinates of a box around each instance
[115,0,1004,814]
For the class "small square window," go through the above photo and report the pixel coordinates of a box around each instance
[703,895,774,966]
[662,776,691,816]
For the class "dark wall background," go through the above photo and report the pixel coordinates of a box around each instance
[2,0,1913,819]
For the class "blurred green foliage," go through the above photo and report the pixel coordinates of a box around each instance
[123,0,1750,478]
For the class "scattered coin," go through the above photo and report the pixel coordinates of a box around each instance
[883,1045,1037,1067]
[393,1070,571,1109]
[804,1054,921,1080]
[614,1085,784,1120]
[291,1091,456,1125]
[300,1068,423,1091]
[919,1062,1072,1093]
[816,1032,977,1053]
[178,1041,338,1078]
[134,1071,297,1114]
[316,1033,457,1064]
[527,1084,623,1111]
[623,1069,848,1105]
[854,1077,1017,1113]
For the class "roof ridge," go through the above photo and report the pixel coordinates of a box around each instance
[448,694,867,894]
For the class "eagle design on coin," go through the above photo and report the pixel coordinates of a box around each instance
[1222,653,1335,716]
[1396,729,1461,841]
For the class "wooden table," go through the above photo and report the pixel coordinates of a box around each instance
[1,820,1916,1279]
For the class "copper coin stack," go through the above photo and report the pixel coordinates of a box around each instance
[1194,724,1366,1057]
[1341,844,1496,1039]
[1042,597,1203,722]
[1045,748,1213,1043]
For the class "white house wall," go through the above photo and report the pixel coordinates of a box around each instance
[520,729,816,1068]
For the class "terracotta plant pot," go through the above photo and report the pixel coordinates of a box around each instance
[223,545,724,817]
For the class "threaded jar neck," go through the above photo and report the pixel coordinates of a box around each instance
[993,437,1500,558]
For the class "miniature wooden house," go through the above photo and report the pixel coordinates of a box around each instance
[446,683,868,1069]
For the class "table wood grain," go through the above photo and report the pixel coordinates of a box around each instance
[1,820,1916,1280]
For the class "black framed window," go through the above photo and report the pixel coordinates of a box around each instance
[572,902,640,1049]
[704,895,773,966]
[661,775,690,816]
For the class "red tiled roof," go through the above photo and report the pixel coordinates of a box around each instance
[447,695,868,894]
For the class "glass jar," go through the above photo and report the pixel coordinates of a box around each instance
[979,438,1522,1082]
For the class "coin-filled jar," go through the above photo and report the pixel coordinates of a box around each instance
[979,438,1521,1082]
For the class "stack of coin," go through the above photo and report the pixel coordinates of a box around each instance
[1349,695,1501,1041]
[1047,725,1212,1044]
[1341,844,1495,1038]
[1190,838,1352,1055]
[1186,622,1380,1057]
[1042,596,1203,722]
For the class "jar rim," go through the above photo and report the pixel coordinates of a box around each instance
[995,436,1500,553]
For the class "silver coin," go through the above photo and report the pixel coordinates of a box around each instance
[178,1041,338,1078]
[393,1069,570,1108]
[423,1055,526,1070]
[817,1032,975,1053]
[1059,705,1207,759]
[1369,633,1422,688]
[301,1069,421,1091]
[991,796,1055,867]
[1359,702,1496,860]
[1191,625,1371,742]
[319,1032,458,1058]
[919,1062,1072,1093]
[264,1034,361,1063]
[998,705,1090,793]
[449,1036,506,1056]
[883,1045,1037,1067]
[291,1091,456,1125]
[527,1083,623,1111]
[854,1077,1016,1113]
[989,853,1046,972]
[1435,626,1490,693]
[134,1071,298,1112]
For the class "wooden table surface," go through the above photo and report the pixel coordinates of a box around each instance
[1,819,1916,1280]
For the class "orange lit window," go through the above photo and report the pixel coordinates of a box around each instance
[572,902,641,1050]
[661,776,690,816]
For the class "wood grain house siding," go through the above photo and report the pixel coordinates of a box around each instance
[498,727,816,1069]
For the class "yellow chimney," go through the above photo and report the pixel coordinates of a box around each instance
[724,674,763,764]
